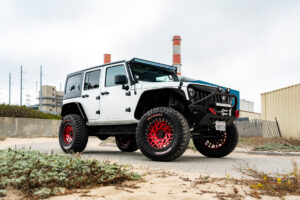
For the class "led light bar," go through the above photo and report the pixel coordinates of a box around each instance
[129,58,177,72]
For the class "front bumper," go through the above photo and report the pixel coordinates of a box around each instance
[187,84,238,126]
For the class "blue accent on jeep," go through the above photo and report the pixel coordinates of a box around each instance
[192,80,240,110]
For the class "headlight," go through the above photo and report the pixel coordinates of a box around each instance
[222,96,227,102]
[188,87,196,97]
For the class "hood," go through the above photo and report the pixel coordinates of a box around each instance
[135,81,216,90]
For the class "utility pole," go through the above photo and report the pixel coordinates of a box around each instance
[40,65,42,111]
[35,81,38,98]
[9,73,11,105]
[20,65,23,106]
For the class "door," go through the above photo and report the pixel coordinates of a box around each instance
[99,64,135,122]
[80,69,101,121]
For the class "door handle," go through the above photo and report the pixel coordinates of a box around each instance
[101,91,109,95]
[82,94,89,98]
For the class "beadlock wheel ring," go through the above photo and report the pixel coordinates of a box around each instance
[146,118,174,149]
[204,132,227,149]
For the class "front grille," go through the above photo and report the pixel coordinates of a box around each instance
[195,90,230,105]
[195,90,210,105]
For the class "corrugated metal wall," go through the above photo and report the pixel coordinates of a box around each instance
[261,83,300,138]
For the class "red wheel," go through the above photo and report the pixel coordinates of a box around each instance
[115,135,138,152]
[63,125,74,145]
[192,125,238,158]
[136,107,190,162]
[59,114,88,153]
[147,119,174,149]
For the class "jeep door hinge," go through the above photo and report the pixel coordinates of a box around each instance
[125,91,131,96]
[96,110,100,114]
[125,107,131,112]
[96,95,100,100]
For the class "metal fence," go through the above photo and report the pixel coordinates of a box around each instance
[236,119,281,138]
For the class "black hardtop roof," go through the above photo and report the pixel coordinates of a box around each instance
[66,58,177,77]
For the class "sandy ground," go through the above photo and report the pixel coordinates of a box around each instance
[2,166,299,200]
[1,138,299,200]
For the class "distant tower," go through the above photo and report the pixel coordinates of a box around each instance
[172,35,182,75]
[104,54,111,64]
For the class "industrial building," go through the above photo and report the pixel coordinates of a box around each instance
[239,99,261,120]
[240,99,254,112]
[261,83,300,138]
[38,85,63,114]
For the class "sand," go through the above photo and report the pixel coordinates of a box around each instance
[1,138,299,200]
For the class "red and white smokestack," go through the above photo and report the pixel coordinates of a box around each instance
[172,35,182,75]
[104,54,111,64]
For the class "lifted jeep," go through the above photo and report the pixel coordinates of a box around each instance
[59,58,239,161]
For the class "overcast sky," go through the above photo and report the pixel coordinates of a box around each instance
[0,0,300,112]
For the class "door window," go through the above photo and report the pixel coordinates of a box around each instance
[84,70,101,90]
[105,65,127,87]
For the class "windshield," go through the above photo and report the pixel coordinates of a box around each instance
[130,64,179,82]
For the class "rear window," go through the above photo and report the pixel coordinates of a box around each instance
[84,70,101,90]
[65,74,82,94]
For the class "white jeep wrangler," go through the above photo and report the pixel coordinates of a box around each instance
[59,58,239,161]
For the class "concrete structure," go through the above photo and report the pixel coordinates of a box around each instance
[236,120,262,137]
[261,83,300,138]
[240,99,254,112]
[104,54,111,64]
[172,35,182,75]
[0,117,60,137]
[38,85,63,114]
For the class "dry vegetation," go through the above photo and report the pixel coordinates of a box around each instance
[238,137,300,152]
[0,149,140,199]
[238,162,300,198]
[0,104,61,120]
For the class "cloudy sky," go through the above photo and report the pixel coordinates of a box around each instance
[0,0,299,112]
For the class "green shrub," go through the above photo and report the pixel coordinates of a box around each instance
[0,149,140,198]
[0,104,60,120]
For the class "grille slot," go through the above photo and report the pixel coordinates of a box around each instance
[195,90,229,104]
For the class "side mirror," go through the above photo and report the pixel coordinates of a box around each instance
[115,75,128,85]
[115,75,129,90]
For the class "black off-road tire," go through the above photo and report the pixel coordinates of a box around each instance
[59,114,89,153]
[136,107,190,162]
[192,125,238,158]
[115,135,138,152]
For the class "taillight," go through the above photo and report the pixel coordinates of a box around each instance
[235,110,239,118]
[209,108,217,115]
